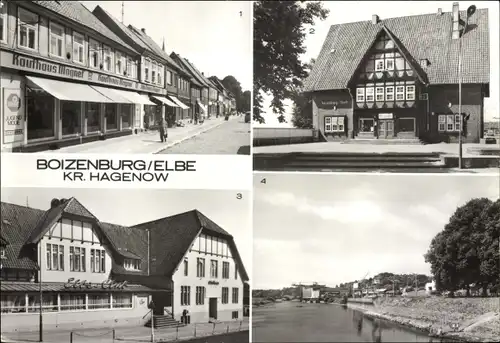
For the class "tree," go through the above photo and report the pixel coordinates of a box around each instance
[291,58,315,128]
[222,75,243,112]
[241,90,251,112]
[424,197,497,296]
[253,1,329,123]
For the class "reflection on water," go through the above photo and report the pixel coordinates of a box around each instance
[253,301,457,342]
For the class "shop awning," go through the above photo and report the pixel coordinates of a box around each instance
[0,281,171,293]
[26,76,114,103]
[110,89,156,105]
[90,85,133,104]
[168,96,189,110]
[151,96,178,107]
[197,100,208,114]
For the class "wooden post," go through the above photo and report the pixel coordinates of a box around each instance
[176,325,179,340]
[227,325,229,333]
[69,332,73,343]
[112,329,116,342]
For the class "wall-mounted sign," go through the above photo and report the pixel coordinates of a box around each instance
[378,113,393,119]
[3,88,24,145]
[321,100,349,106]
[208,280,219,285]
[315,93,351,109]
[64,277,128,289]
[1,50,167,95]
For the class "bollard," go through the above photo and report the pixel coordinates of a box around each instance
[227,325,229,333]
[194,324,196,337]
[176,325,179,340]
[239,321,242,331]
[113,329,116,342]
[70,332,73,343]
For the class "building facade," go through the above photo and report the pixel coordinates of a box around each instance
[0,1,164,152]
[304,3,489,143]
[0,198,248,332]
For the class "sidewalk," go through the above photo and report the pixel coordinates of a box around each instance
[49,116,237,154]
[1,319,249,343]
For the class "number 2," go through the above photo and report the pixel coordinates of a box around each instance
[309,28,315,34]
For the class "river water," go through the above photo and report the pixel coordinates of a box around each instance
[252,301,454,342]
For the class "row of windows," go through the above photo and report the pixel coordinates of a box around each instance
[194,234,233,258]
[124,258,141,271]
[438,114,462,132]
[186,258,238,280]
[325,116,345,133]
[49,219,98,243]
[180,286,239,306]
[144,58,163,86]
[356,85,415,102]
[46,244,106,273]
[1,293,132,313]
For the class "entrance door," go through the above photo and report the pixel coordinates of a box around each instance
[378,120,394,139]
[209,298,218,320]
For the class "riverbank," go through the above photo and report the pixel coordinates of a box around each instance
[347,296,500,342]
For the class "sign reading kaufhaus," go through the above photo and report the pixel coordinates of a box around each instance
[1,50,166,95]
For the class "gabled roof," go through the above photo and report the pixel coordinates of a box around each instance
[131,209,249,281]
[33,1,137,55]
[128,25,182,71]
[171,53,204,88]
[304,8,489,92]
[209,76,230,94]
[181,59,211,88]
[92,6,150,53]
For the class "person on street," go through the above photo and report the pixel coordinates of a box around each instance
[159,117,168,143]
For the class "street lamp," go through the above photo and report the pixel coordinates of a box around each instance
[458,5,476,169]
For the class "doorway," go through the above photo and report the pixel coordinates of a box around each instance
[209,298,217,320]
[378,120,394,139]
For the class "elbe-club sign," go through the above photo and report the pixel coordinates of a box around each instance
[64,277,128,289]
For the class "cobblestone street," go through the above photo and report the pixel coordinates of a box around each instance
[158,117,250,155]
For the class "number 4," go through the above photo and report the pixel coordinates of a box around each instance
[261,178,266,184]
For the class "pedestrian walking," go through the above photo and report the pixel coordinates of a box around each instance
[159,117,168,143]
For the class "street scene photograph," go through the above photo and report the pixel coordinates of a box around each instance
[0,187,251,343]
[253,1,500,172]
[0,0,251,155]
[252,173,499,342]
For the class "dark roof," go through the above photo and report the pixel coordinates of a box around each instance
[131,210,249,281]
[1,202,45,270]
[209,76,229,94]
[92,6,150,53]
[32,1,137,55]
[171,53,204,88]
[181,58,211,88]
[128,25,182,71]
[305,8,489,91]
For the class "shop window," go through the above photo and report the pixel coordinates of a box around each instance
[399,118,415,133]
[61,101,81,136]
[60,294,86,311]
[46,243,64,271]
[121,103,133,129]
[28,294,58,312]
[73,31,85,64]
[386,86,394,101]
[27,87,55,141]
[113,294,132,308]
[195,286,205,305]
[89,39,100,69]
[232,288,239,304]
[49,21,64,58]
[222,261,230,279]
[0,0,6,43]
[86,102,100,133]
[396,86,405,100]
[1,294,26,313]
[324,117,345,133]
[210,260,218,278]
[88,294,110,309]
[365,87,374,102]
[103,45,113,72]
[356,88,365,102]
[69,246,86,272]
[197,257,205,277]
[18,7,38,50]
[375,87,384,101]
[221,287,229,304]
[359,118,374,133]
[91,249,106,273]
[105,104,118,130]
[181,286,191,306]
[406,85,415,101]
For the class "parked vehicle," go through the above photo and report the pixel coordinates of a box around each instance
[245,111,251,123]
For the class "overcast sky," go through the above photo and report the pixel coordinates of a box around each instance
[253,174,499,289]
[1,188,251,276]
[257,0,499,126]
[81,1,252,91]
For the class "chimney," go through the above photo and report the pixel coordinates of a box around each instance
[437,8,442,16]
[141,28,146,34]
[372,14,379,24]
[452,2,460,39]
[50,198,60,208]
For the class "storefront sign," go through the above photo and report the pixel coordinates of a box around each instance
[321,100,349,106]
[378,113,393,119]
[2,88,24,145]
[208,281,219,285]
[1,50,167,95]
[64,277,128,289]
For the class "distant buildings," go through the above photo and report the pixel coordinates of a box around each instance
[0,0,236,152]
